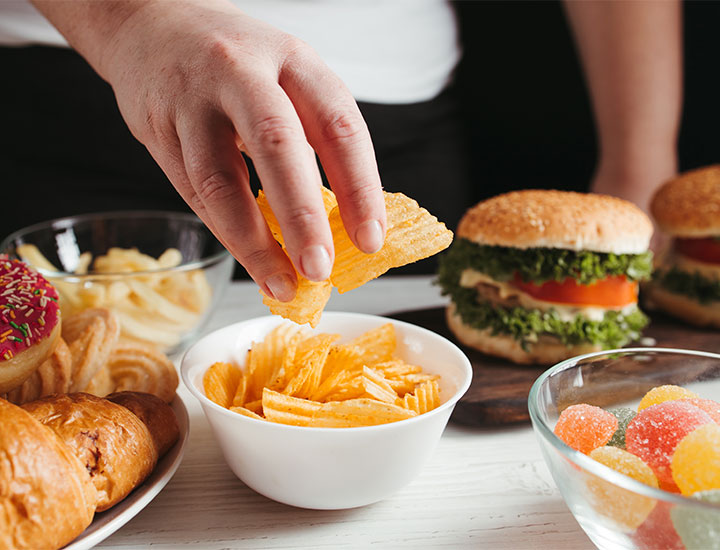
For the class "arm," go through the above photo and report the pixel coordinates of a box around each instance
[563,0,682,215]
[30,0,386,301]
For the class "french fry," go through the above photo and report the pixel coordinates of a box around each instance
[16,243,214,351]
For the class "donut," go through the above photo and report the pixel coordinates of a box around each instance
[0,255,61,393]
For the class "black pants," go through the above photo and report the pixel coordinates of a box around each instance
[0,46,471,276]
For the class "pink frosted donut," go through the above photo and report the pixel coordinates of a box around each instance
[0,255,61,393]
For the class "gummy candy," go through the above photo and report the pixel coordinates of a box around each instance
[590,446,658,487]
[671,423,720,495]
[586,446,658,529]
[638,384,699,411]
[554,403,618,454]
[625,400,712,491]
[670,489,720,550]
[607,407,636,449]
[633,501,685,550]
[683,398,720,424]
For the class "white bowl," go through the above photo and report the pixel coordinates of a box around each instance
[181,312,472,510]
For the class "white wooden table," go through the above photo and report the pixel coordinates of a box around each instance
[98,275,594,549]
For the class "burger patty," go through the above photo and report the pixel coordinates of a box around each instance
[474,281,522,309]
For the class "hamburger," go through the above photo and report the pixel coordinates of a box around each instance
[645,165,720,327]
[437,190,653,364]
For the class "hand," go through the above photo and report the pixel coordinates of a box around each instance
[36,0,386,302]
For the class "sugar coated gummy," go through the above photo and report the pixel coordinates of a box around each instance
[683,398,720,424]
[554,404,618,454]
[586,446,659,529]
[637,384,700,411]
[670,489,720,550]
[607,407,636,449]
[625,400,712,491]
[671,423,720,496]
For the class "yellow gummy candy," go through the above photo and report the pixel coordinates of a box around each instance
[637,384,699,411]
[671,423,720,496]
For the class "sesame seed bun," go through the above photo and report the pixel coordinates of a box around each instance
[457,190,653,254]
[445,304,602,365]
[650,166,720,237]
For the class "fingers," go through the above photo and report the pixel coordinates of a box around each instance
[279,52,386,254]
[170,108,299,302]
[220,75,335,282]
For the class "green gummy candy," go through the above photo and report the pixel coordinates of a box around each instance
[607,407,636,449]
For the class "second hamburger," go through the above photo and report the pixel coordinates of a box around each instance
[437,190,653,364]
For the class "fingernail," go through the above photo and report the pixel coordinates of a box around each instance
[300,245,332,281]
[265,273,296,302]
[355,219,384,254]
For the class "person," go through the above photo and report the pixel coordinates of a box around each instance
[0,0,681,299]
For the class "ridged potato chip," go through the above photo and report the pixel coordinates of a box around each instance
[203,361,242,409]
[256,188,452,327]
[330,192,453,293]
[260,278,332,328]
[207,322,442,428]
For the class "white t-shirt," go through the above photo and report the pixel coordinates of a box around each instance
[0,0,460,104]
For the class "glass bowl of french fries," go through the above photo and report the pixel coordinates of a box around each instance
[181,312,473,510]
[1,210,235,354]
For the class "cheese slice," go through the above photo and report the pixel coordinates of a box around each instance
[459,269,637,322]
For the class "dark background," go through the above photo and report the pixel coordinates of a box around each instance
[1,1,718,276]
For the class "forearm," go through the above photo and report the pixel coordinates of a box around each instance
[564,0,682,185]
[29,0,231,81]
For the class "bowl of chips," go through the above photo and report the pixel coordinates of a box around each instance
[181,312,472,509]
[1,210,235,354]
[528,347,720,550]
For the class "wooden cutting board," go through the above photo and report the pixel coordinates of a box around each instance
[389,307,720,427]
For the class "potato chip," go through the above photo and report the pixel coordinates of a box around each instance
[243,399,263,414]
[203,361,242,408]
[232,373,248,408]
[262,388,321,426]
[282,333,339,398]
[309,345,364,401]
[309,398,416,428]
[330,192,453,293]
[346,323,396,365]
[403,380,440,414]
[257,188,337,247]
[361,367,399,404]
[229,405,264,420]
[256,188,337,327]
[246,324,305,400]
[211,322,442,428]
[260,276,332,328]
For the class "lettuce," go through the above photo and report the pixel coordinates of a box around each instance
[655,268,720,304]
[437,238,653,286]
[447,286,648,349]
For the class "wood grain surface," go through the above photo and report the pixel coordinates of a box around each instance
[390,307,720,427]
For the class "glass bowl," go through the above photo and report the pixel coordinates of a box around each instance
[1,211,235,354]
[529,347,720,550]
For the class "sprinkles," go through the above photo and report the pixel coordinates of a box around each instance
[0,255,59,362]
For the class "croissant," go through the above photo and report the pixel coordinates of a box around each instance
[2,308,178,406]
[0,391,179,550]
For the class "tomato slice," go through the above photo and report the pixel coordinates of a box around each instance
[510,274,638,308]
[674,237,720,265]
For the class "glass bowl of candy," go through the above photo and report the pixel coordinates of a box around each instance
[0,211,235,355]
[528,347,720,550]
